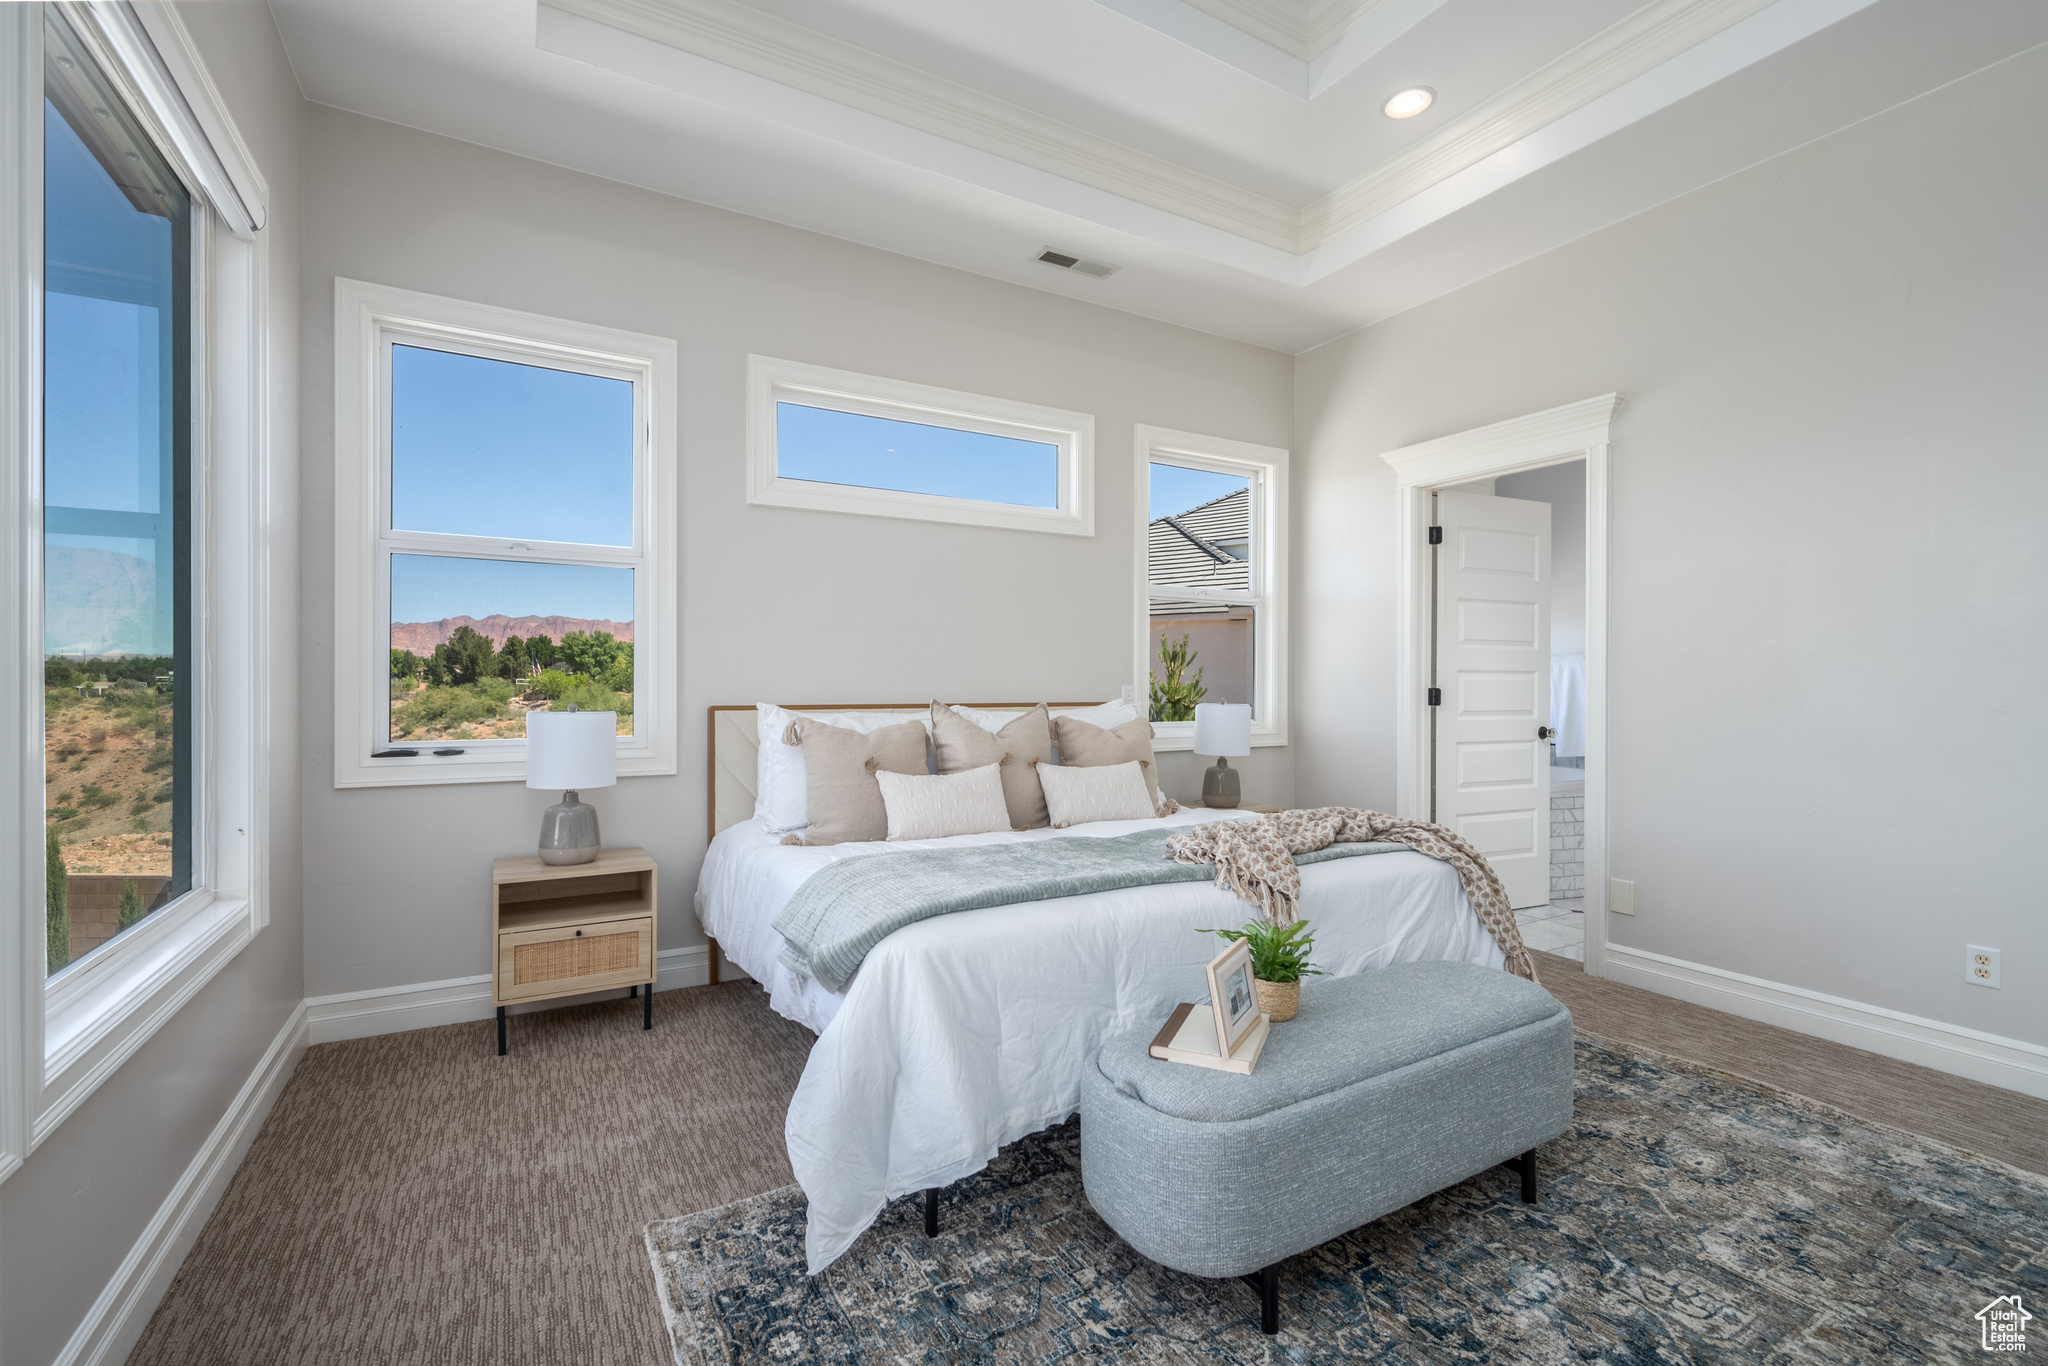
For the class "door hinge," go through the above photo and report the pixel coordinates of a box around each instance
[1427,687,1441,706]
[1427,526,1442,545]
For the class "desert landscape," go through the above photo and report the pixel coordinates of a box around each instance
[387,619,635,741]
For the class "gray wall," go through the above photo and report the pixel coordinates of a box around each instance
[0,6,305,1364]
[298,108,1296,999]
[1494,460,1586,660]
[1294,44,2048,1046]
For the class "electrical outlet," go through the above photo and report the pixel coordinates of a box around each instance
[1967,945,2001,989]
[1609,878,1636,916]
[1120,685,1137,705]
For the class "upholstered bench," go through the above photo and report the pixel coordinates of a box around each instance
[1079,960,1573,1334]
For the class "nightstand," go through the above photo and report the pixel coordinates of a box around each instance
[491,847,657,1056]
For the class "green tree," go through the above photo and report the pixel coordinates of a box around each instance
[45,657,80,688]
[601,641,634,693]
[495,634,528,680]
[558,630,622,678]
[117,878,146,931]
[390,648,423,679]
[1148,633,1207,722]
[46,829,69,974]
[442,625,496,685]
[523,634,555,673]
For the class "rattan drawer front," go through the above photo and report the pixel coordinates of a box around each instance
[496,916,652,1004]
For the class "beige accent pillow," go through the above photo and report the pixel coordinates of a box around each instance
[1050,714,1167,811]
[787,718,929,845]
[1037,760,1157,828]
[930,701,1053,830]
[875,763,1012,841]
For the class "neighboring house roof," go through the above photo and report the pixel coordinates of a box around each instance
[1147,488,1250,598]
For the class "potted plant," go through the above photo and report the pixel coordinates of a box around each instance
[1202,919,1321,1021]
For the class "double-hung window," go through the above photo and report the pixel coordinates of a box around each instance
[6,2,272,1167]
[746,356,1094,536]
[333,281,677,787]
[1135,426,1288,750]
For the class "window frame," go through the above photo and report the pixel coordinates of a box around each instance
[2,2,273,1175]
[333,279,678,789]
[1133,425,1289,752]
[745,355,1095,536]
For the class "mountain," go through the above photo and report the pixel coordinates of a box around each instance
[45,545,166,657]
[390,615,634,656]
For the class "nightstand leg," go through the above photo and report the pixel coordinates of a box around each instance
[644,983,653,1030]
[496,1006,506,1057]
[630,983,638,998]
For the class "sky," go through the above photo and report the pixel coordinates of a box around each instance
[392,345,635,546]
[390,555,634,627]
[1150,462,1247,521]
[776,402,1059,507]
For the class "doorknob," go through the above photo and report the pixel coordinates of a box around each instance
[1537,726,1555,740]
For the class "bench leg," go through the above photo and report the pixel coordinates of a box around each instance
[923,1187,939,1238]
[1504,1148,1538,1203]
[1239,1264,1279,1335]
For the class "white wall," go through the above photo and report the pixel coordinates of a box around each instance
[1495,461,1585,659]
[1295,44,2048,1051]
[0,6,305,1363]
[298,108,1296,1000]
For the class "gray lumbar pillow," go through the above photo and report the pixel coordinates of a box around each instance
[930,701,1054,830]
[1049,713,1167,812]
[787,718,930,845]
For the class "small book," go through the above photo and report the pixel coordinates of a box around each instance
[1148,1001,1270,1074]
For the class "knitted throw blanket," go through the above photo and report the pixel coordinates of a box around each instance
[1164,807,1539,983]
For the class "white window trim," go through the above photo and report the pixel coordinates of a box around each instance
[333,279,678,789]
[1132,425,1289,753]
[745,355,1095,537]
[1,4,272,1177]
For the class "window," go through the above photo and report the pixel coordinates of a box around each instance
[747,356,1094,535]
[1134,426,1288,751]
[334,280,677,788]
[41,8,193,975]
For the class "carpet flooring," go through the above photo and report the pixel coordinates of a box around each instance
[127,960,2047,1365]
[648,1038,2048,1364]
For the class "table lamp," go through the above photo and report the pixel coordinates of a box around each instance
[1192,702,1251,809]
[527,706,617,864]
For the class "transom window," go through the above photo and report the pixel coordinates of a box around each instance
[334,281,677,787]
[1134,427,1289,749]
[747,356,1094,536]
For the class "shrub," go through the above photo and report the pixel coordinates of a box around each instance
[118,878,146,930]
[600,656,634,693]
[130,792,152,815]
[527,668,578,700]
[154,782,174,805]
[549,681,632,720]
[87,727,108,750]
[144,743,172,772]
[1149,633,1206,722]
[391,685,507,737]
[46,829,69,973]
[46,807,79,822]
[81,783,116,810]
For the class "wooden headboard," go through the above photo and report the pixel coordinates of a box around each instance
[707,702,1110,841]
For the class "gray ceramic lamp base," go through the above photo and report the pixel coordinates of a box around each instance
[538,790,601,865]
[1202,759,1241,809]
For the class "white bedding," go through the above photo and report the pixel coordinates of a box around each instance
[694,808,1506,1272]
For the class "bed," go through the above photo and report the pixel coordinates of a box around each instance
[693,704,1507,1272]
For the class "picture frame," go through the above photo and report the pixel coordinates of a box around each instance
[1205,938,1263,1058]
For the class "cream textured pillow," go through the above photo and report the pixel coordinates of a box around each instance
[788,718,929,845]
[875,763,1012,841]
[930,701,1053,829]
[756,704,931,834]
[1037,760,1157,828]
[1049,714,1166,810]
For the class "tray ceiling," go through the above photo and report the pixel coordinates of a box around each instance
[269,0,2048,350]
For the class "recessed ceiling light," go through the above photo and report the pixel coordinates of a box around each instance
[1383,87,1435,119]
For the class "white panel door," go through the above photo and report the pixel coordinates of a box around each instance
[1434,491,1551,909]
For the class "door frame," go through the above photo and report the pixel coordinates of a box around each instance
[1380,394,1619,976]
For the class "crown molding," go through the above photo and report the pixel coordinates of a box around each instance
[546,0,1304,251]
[1303,0,1779,242]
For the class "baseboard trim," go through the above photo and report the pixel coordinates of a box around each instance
[54,1001,309,1366]
[304,944,726,1045]
[1602,943,2048,1100]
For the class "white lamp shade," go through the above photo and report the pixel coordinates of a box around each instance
[1192,702,1251,757]
[525,711,618,790]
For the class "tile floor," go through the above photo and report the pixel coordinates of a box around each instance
[1515,896,1584,961]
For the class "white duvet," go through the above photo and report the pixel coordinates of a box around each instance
[694,808,1506,1272]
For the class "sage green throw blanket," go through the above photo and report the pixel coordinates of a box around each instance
[772,829,1403,993]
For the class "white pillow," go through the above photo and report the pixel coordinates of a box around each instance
[755,704,931,834]
[1036,760,1158,828]
[875,763,1012,841]
[1051,698,1142,729]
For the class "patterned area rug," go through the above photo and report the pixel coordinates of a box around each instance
[646,1039,2047,1364]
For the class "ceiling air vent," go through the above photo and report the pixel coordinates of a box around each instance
[1037,248,1117,279]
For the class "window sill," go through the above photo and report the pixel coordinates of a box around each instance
[36,889,255,1147]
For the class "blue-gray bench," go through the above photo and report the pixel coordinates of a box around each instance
[1080,960,1573,1334]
